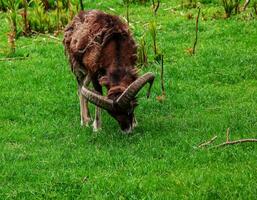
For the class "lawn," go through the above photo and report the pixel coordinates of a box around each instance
[0,0,257,199]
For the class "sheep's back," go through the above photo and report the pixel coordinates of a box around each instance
[63,10,134,74]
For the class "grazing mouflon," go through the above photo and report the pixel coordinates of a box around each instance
[63,10,155,133]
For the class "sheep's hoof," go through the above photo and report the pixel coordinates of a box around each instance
[81,118,91,127]
[92,120,101,132]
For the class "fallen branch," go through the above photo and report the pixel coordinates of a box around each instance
[197,128,257,149]
[210,139,257,149]
[198,135,218,148]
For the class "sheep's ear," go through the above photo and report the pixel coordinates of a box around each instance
[99,76,110,87]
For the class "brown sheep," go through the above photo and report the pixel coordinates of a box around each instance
[63,10,155,133]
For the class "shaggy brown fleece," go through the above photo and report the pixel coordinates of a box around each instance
[63,10,138,89]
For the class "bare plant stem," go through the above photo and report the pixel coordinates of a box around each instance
[154,0,160,15]
[80,0,84,10]
[243,0,251,11]
[56,0,60,33]
[226,127,230,142]
[126,0,130,25]
[192,7,200,54]
[41,0,50,10]
[22,0,29,36]
[7,32,16,54]
[160,54,165,95]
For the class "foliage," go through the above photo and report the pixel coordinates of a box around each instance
[0,0,79,34]
[149,21,162,63]
[137,34,148,67]
[0,0,8,11]
[254,1,257,15]
[221,0,240,18]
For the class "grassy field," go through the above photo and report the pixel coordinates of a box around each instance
[0,0,257,199]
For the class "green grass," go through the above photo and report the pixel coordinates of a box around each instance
[0,1,257,199]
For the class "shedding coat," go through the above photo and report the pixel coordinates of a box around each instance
[63,10,137,87]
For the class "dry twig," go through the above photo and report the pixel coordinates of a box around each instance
[198,136,218,148]
[210,139,257,148]
[197,128,257,149]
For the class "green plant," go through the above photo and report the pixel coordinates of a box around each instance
[22,0,29,35]
[79,0,83,10]
[254,1,257,15]
[137,34,148,67]
[40,0,50,10]
[149,21,161,63]
[29,0,50,32]
[6,0,21,37]
[0,0,8,11]
[221,0,240,18]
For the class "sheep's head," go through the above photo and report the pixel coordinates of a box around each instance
[81,72,155,133]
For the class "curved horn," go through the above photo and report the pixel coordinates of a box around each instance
[81,86,114,111]
[116,72,155,109]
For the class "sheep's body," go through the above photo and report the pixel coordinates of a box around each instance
[63,10,139,131]
[63,10,137,86]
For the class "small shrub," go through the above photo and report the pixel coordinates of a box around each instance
[221,0,240,18]
[137,35,148,67]
[6,0,21,36]
[149,21,162,63]
[0,0,8,11]
[149,21,157,56]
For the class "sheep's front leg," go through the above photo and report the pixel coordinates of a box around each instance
[93,106,101,132]
[79,90,91,126]
[91,78,103,132]
[79,75,91,126]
